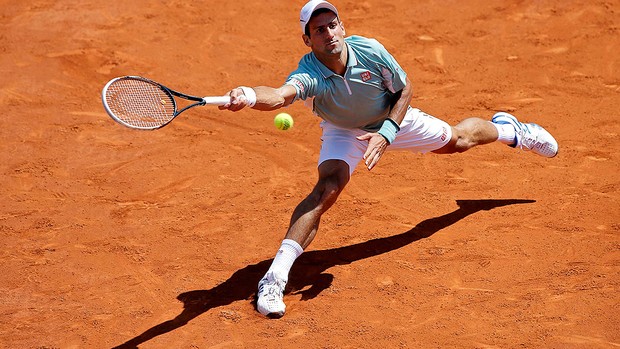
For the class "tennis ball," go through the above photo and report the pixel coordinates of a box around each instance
[274,112,294,131]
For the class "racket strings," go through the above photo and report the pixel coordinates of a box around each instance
[105,79,175,128]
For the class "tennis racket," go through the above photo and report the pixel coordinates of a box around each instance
[101,76,230,130]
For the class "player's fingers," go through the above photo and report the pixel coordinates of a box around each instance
[356,133,372,141]
[366,150,381,170]
[364,145,378,167]
[362,146,371,160]
[364,135,381,159]
[365,140,387,170]
[225,90,248,111]
[360,133,378,159]
[219,90,235,109]
[230,87,244,98]
[363,143,380,161]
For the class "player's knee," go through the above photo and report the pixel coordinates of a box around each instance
[318,160,349,188]
[306,160,349,212]
[450,125,478,152]
[318,174,345,202]
[305,183,338,215]
[435,128,470,154]
[454,136,475,152]
[311,170,348,210]
[453,117,495,151]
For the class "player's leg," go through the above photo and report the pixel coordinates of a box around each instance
[434,112,558,157]
[256,122,365,318]
[432,117,500,154]
[256,160,349,318]
[284,160,350,248]
[392,108,558,157]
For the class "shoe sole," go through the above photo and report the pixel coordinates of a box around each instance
[266,311,285,319]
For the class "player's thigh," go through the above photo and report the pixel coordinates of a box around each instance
[391,107,452,153]
[318,121,366,175]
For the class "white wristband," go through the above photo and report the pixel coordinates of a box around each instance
[238,86,257,107]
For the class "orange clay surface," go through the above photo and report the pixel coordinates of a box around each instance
[1,1,618,348]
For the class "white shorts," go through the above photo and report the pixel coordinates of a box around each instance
[318,107,452,174]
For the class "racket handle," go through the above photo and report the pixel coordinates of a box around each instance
[202,96,231,106]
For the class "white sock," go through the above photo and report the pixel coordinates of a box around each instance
[492,122,517,145]
[266,239,304,282]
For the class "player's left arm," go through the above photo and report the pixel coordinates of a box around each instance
[387,76,413,127]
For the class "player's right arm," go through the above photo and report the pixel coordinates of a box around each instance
[219,84,297,112]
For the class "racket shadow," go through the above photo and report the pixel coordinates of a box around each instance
[111,199,534,349]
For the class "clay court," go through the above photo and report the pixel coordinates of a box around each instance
[1,0,618,348]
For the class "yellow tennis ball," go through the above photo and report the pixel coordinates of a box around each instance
[274,112,294,131]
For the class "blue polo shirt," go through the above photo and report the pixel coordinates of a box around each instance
[285,35,407,131]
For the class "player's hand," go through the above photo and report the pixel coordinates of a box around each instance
[219,87,250,111]
[357,133,389,171]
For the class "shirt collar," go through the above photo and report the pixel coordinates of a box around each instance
[312,40,358,78]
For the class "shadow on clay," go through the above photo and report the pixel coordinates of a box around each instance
[112,199,535,349]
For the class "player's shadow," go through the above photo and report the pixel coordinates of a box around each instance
[112,199,534,349]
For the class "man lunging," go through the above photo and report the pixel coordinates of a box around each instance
[219,0,558,318]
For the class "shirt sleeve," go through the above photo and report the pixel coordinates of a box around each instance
[285,69,320,102]
[284,53,323,102]
[373,40,407,93]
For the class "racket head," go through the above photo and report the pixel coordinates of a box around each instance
[102,76,177,130]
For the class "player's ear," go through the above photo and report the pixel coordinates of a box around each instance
[302,34,311,47]
[340,20,345,35]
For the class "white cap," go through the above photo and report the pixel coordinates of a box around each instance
[300,0,339,34]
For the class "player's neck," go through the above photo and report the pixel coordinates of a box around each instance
[316,44,348,76]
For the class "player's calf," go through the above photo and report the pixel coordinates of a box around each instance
[434,118,498,154]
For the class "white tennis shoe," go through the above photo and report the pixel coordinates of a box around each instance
[257,271,286,318]
[492,112,559,157]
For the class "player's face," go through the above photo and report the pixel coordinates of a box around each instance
[304,12,345,56]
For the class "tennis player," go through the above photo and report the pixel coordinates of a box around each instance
[220,0,558,318]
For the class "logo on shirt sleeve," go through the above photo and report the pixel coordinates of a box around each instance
[360,71,371,82]
[291,78,305,95]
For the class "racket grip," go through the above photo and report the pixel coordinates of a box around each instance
[202,96,231,106]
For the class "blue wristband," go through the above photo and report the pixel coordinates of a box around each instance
[377,118,400,144]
